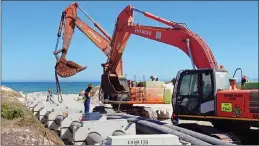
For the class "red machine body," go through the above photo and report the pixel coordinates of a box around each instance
[216,90,258,121]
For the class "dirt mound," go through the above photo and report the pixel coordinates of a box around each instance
[1,87,64,145]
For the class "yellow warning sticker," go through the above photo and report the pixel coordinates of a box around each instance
[221,103,232,112]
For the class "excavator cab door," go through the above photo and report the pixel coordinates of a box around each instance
[173,69,216,118]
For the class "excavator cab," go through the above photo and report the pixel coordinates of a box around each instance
[172,68,230,118]
[172,68,259,129]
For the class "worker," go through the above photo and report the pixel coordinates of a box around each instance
[84,84,93,113]
[46,88,53,101]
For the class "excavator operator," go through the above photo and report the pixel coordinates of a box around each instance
[84,84,93,113]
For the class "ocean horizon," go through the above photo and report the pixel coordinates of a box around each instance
[1,78,258,94]
[1,82,101,94]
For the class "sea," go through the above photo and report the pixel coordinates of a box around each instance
[1,82,101,94]
[1,79,258,94]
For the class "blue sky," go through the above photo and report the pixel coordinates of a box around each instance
[2,1,258,82]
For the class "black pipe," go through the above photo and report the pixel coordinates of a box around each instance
[121,114,235,145]
[123,114,233,145]
[164,124,233,145]
[128,117,211,145]
[107,114,234,145]
[107,116,210,145]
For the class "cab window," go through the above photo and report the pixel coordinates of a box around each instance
[179,73,198,95]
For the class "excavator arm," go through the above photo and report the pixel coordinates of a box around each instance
[54,2,113,78]
[109,5,218,74]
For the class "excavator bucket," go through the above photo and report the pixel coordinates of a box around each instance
[55,59,87,77]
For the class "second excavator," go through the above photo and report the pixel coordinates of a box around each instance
[101,5,259,130]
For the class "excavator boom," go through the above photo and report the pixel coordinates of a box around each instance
[74,17,112,57]
[99,5,220,108]
[54,2,113,78]
[109,5,218,73]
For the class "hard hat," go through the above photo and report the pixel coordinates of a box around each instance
[88,84,93,87]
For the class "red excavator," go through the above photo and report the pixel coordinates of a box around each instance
[53,2,174,119]
[52,2,124,103]
[95,5,259,130]
[54,2,112,78]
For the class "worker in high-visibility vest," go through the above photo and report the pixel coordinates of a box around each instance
[84,84,93,113]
